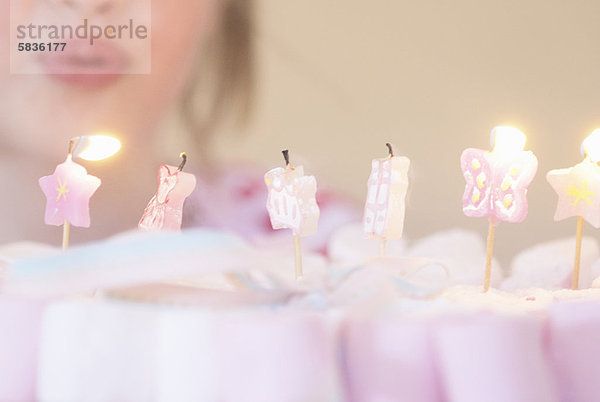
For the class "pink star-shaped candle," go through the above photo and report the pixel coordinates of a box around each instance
[39,156,101,228]
[547,158,600,228]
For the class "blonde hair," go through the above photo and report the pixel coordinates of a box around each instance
[181,0,255,150]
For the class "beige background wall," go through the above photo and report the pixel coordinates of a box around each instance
[212,0,600,263]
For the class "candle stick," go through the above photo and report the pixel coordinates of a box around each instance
[363,143,410,257]
[62,219,71,251]
[484,216,495,292]
[265,150,320,279]
[461,126,538,292]
[139,153,197,232]
[39,135,121,249]
[546,130,600,290]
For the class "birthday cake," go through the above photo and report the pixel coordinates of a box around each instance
[2,227,600,402]
[3,129,600,401]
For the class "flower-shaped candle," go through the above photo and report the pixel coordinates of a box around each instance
[39,135,121,250]
[363,143,410,256]
[547,130,600,289]
[461,126,538,292]
[139,153,197,232]
[265,150,320,278]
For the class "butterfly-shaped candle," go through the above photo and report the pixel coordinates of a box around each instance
[265,150,320,278]
[461,126,538,291]
[547,130,600,289]
[363,143,410,255]
[461,127,538,226]
[39,135,121,249]
[139,153,197,232]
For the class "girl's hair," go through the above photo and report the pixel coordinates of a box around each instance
[181,0,255,149]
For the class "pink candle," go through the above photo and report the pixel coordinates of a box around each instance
[547,130,600,227]
[265,150,320,279]
[363,143,410,241]
[264,153,319,238]
[39,135,120,249]
[461,126,538,226]
[139,153,197,232]
[546,130,600,289]
[39,155,101,229]
[461,126,538,292]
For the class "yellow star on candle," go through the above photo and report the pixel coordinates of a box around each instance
[566,181,595,206]
[55,176,69,201]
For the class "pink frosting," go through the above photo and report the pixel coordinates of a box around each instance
[342,319,442,402]
[0,298,45,401]
[547,302,600,402]
[31,302,337,401]
[435,314,557,402]
[4,297,600,400]
[342,312,562,402]
[213,313,336,402]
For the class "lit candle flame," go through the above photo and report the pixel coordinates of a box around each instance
[71,135,121,161]
[490,126,526,154]
[581,129,600,163]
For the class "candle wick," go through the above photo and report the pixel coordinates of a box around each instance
[67,138,77,156]
[282,149,290,169]
[177,152,187,172]
[386,143,394,157]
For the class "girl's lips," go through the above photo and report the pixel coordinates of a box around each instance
[39,40,129,88]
